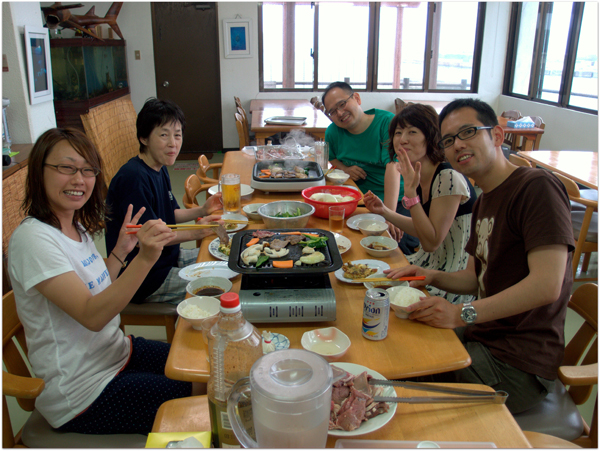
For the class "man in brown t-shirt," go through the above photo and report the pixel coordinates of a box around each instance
[386,99,575,414]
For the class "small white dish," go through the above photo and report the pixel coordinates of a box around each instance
[208,183,254,198]
[185,276,233,299]
[222,213,248,232]
[301,327,351,361]
[387,286,427,318]
[334,260,391,284]
[360,236,398,257]
[363,273,409,290]
[177,296,221,330]
[326,170,350,185]
[358,220,388,237]
[178,261,239,281]
[346,213,386,230]
[242,203,265,221]
[208,233,234,261]
[333,233,351,255]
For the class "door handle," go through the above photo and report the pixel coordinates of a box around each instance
[163,81,170,88]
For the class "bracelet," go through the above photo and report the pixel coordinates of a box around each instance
[402,195,421,209]
[111,251,127,269]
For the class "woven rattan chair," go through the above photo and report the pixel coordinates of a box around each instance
[80,97,139,186]
[3,290,147,448]
[2,165,27,294]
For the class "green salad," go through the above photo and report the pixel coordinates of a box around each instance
[273,207,304,218]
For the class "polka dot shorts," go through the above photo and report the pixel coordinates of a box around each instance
[57,336,192,434]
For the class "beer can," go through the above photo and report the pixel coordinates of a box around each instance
[362,288,390,340]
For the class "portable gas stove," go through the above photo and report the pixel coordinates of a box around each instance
[228,229,343,323]
[250,159,326,193]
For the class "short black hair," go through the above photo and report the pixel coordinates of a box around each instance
[438,98,498,130]
[321,81,354,106]
[136,98,186,153]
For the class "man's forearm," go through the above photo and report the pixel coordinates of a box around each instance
[174,207,207,224]
[431,266,479,295]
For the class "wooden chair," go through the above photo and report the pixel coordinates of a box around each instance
[394,98,414,114]
[151,395,210,434]
[182,174,215,247]
[235,112,250,149]
[196,154,221,186]
[236,106,252,147]
[529,116,546,150]
[509,154,532,167]
[524,431,582,448]
[310,96,327,114]
[552,172,598,281]
[233,95,242,110]
[3,290,148,448]
[500,110,522,151]
[515,283,598,447]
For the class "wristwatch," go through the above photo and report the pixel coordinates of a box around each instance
[461,301,477,325]
[402,195,421,209]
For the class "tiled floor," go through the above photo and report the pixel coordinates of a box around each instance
[5,152,597,438]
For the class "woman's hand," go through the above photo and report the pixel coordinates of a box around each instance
[113,205,146,257]
[200,192,223,216]
[135,220,176,264]
[363,191,387,215]
[396,149,420,198]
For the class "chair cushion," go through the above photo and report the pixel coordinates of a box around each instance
[22,409,147,448]
[513,380,584,442]
[571,189,598,212]
[122,302,179,316]
[571,211,598,242]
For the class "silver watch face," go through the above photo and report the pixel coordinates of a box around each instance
[461,305,477,324]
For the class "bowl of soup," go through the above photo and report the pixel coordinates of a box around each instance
[186,276,233,299]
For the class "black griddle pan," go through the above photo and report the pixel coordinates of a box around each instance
[252,160,324,183]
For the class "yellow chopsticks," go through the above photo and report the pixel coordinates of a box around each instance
[126,224,221,234]
[351,276,426,283]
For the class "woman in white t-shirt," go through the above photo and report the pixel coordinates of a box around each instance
[363,104,476,304]
[8,128,193,434]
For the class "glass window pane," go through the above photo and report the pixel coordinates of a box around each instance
[431,2,478,90]
[262,3,284,89]
[569,2,598,110]
[537,3,574,102]
[294,4,314,89]
[377,2,427,90]
[511,2,539,96]
[318,2,369,89]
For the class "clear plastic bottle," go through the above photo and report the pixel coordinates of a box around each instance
[207,292,263,448]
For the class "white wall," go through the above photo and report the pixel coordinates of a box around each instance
[2,2,56,144]
[38,2,157,112]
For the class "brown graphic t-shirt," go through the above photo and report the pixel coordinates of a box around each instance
[465,167,575,380]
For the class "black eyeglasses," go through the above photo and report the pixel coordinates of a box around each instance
[438,126,494,149]
[325,93,355,117]
[45,164,101,177]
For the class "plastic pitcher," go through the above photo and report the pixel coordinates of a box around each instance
[227,349,333,448]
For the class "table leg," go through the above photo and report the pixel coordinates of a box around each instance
[255,134,266,145]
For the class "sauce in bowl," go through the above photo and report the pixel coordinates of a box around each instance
[194,286,225,296]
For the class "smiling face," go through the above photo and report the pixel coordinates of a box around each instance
[322,88,364,132]
[441,107,502,180]
[139,120,182,170]
[393,124,428,163]
[43,140,96,221]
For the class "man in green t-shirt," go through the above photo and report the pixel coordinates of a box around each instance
[322,81,418,254]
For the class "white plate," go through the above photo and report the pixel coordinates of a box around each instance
[208,184,254,197]
[346,214,386,231]
[222,213,248,232]
[264,116,307,125]
[333,233,351,255]
[334,260,391,284]
[328,362,397,437]
[208,234,235,261]
[178,261,239,281]
[263,332,290,354]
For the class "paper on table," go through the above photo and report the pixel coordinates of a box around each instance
[145,431,211,448]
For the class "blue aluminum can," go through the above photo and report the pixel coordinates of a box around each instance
[362,288,390,340]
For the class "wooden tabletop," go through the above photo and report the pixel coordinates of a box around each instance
[152,384,531,448]
[250,105,330,145]
[165,151,471,383]
[249,98,313,112]
[517,150,598,190]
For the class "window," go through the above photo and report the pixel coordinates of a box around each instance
[258,2,486,93]
[504,2,598,114]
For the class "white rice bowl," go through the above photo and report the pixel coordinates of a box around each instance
[387,286,426,318]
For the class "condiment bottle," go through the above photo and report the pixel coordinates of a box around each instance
[207,292,263,448]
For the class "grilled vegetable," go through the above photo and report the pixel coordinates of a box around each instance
[272,260,294,268]
[299,234,328,248]
[255,254,270,268]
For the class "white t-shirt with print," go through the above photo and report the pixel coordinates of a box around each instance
[8,218,130,428]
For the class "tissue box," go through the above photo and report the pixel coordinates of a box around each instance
[507,121,535,129]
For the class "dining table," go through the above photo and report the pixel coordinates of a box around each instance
[249,98,313,112]
[501,125,545,151]
[165,150,471,384]
[249,100,331,145]
[517,150,598,190]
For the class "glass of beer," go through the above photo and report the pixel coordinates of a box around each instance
[219,173,241,214]
[329,206,345,233]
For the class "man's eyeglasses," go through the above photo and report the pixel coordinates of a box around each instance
[45,164,101,177]
[438,126,493,149]
[326,93,354,117]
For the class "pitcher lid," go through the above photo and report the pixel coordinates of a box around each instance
[251,349,333,402]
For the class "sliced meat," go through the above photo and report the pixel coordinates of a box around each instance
[269,239,290,251]
[213,223,229,245]
[332,385,350,405]
[351,371,371,395]
[287,235,304,245]
[335,397,367,432]
[252,230,276,239]
[364,401,389,420]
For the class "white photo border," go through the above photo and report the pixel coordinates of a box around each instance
[24,25,54,105]
[223,18,252,59]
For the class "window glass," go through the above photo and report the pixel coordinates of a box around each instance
[431,2,479,90]
[569,2,598,110]
[377,3,427,90]
[537,2,573,102]
[511,2,539,96]
[262,3,284,89]
[294,4,314,89]
[317,2,370,89]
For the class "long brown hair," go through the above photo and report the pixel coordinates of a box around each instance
[22,128,107,236]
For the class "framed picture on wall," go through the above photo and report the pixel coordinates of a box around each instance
[223,18,252,59]
[24,25,53,105]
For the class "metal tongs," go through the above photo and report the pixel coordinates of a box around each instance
[369,379,508,405]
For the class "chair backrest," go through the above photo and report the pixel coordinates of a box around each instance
[395,98,414,114]
[310,96,326,113]
[197,154,220,184]
[234,96,242,110]
[553,171,582,199]
[80,97,139,186]
[236,106,251,146]
[183,174,206,209]
[509,154,533,167]
[501,110,522,120]
[235,112,250,149]
[530,116,546,150]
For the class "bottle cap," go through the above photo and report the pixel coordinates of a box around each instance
[220,292,240,310]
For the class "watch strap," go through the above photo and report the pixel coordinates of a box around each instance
[402,195,421,209]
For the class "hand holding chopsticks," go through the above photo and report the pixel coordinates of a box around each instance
[125,219,255,234]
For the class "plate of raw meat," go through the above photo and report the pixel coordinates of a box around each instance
[328,362,397,436]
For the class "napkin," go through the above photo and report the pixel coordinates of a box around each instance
[145,431,211,448]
